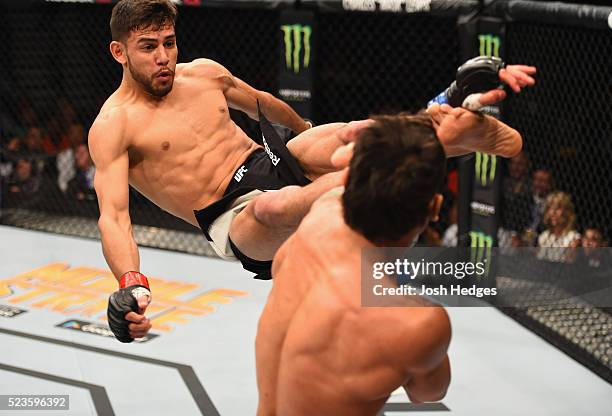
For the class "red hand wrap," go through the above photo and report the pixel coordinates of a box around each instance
[119,271,150,289]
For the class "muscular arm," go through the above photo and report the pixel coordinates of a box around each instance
[405,355,451,403]
[89,111,140,280]
[400,308,452,403]
[204,60,310,134]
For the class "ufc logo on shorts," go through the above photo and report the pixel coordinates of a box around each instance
[234,165,248,182]
[261,133,281,166]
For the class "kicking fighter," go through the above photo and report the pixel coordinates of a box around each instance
[94,0,536,342]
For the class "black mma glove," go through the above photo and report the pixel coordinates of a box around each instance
[428,56,505,110]
[107,271,151,343]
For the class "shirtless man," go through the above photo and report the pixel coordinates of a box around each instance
[93,0,536,343]
[255,108,491,415]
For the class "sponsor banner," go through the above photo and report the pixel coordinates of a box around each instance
[279,10,315,118]
[306,0,478,15]
[56,319,158,342]
[341,0,431,13]
[361,247,612,307]
[466,17,505,250]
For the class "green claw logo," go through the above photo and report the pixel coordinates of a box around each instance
[474,152,497,187]
[469,231,493,276]
[281,24,312,74]
[478,34,500,58]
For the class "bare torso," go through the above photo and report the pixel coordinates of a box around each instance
[256,192,449,415]
[95,60,259,226]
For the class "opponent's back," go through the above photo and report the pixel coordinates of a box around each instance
[257,194,451,415]
[276,255,450,413]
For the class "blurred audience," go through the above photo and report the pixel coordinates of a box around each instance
[442,198,458,247]
[0,97,609,256]
[66,143,96,202]
[520,168,554,245]
[500,152,533,247]
[528,169,553,231]
[537,191,581,262]
[0,136,22,179]
[4,158,41,207]
[57,123,86,192]
[42,118,71,156]
[504,151,531,197]
[567,226,608,268]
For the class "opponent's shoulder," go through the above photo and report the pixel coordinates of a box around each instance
[386,306,451,371]
[304,189,346,230]
[299,193,351,247]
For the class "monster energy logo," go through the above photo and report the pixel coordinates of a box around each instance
[478,34,500,57]
[469,231,493,276]
[281,24,312,74]
[474,153,497,187]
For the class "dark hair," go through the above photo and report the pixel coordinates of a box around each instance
[342,113,446,243]
[110,0,178,42]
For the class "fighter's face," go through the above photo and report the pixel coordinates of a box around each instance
[125,25,177,97]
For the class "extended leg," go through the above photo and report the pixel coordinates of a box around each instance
[287,121,370,180]
[228,170,346,261]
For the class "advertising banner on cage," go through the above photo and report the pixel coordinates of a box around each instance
[278,10,315,119]
[305,0,478,15]
[467,17,505,269]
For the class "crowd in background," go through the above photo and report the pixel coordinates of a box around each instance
[421,151,608,266]
[1,99,608,266]
[0,98,96,214]
[499,151,608,265]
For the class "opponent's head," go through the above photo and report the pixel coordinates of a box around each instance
[110,0,178,97]
[342,113,446,245]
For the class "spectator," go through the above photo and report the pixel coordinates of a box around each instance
[522,168,553,245]
[5,136,21,153]
[42,118,71,156]
[582,227,607,248]
[16,97,39,129]
[0,103,20,138]
[537,191,580,262]
[529,169,553,230]
[23,127,49,175]
[24,127,43,151]
[57,123,86,192]
[66,143,96,202]
[41,98,78,156]
[500,152,532,246]
[57,97,77,130]
[504,151,531,197]
[5,158,41,207]
[571,226,608,268]
[0,136,22,179]
[442,198,458,247]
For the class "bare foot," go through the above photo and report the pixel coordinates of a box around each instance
[429,104,522,158]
